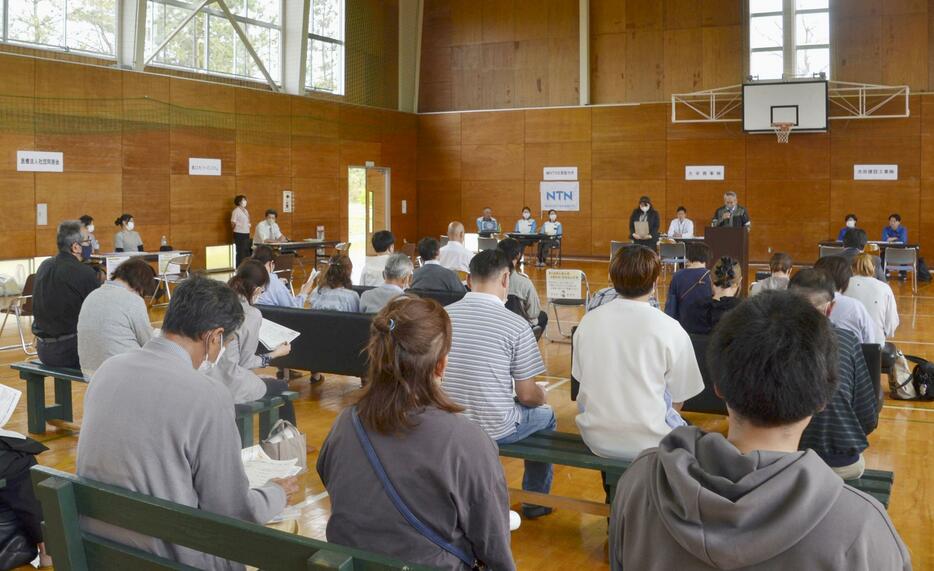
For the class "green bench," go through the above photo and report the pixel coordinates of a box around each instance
[498,430,895,512]
[30,466,432,571]
[11,361,298,448]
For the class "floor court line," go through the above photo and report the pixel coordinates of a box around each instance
[882,404,933,413]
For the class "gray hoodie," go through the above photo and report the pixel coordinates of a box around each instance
[610,426,911,570]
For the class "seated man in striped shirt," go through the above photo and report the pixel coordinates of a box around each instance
[443,249,555,520]
[789,269,879,480]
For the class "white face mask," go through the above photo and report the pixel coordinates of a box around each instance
[522,212,530,220]
[126,221,135,231]
[640,205,650,212]
[87,224,95,233]
[198,334,225,371]
[846,219,856,228]
[549,214,557,222]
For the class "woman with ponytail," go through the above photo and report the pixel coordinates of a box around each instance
[209,259,296,424]
[680,256,743,334]
[310,253,360,312]
[317,297,515,570]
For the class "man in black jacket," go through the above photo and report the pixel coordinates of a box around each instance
[710,191,751,228]
[410,237,467,293]
[32,220,100,369]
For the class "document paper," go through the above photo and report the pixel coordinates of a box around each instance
[0,383,25,439]
[259,319,301,350]
[241,445,302,488]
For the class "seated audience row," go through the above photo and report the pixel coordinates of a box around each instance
[846,253,899,342]
[411,237,467,292]
[750,252,792,295]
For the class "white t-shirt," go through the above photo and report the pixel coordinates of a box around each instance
[361,255,390,286]
[572,298,704,460]
[254,220,282,243]
[844,275,899,340]
[438,241,474,273]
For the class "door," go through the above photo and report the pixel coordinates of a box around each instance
[347,166,390,282]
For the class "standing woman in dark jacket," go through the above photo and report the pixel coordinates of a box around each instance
[629,195,660,250]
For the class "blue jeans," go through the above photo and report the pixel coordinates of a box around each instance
[496,405,557,494]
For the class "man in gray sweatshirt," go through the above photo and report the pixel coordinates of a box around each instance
[610,290,911,570]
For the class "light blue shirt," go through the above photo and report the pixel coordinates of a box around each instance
[257,273,305,308]
[311,287,360,313]
[514,218,537,233]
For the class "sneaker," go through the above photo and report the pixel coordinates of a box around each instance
[521,504,554,519]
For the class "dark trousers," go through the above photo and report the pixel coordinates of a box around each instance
[36,336,80,369]
[538,239,560,263]
[0,458,43,545]
[234,232,252,268]
[263,378,296,426]
[536,310,549,330]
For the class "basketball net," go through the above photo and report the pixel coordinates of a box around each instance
[772,122,793,144]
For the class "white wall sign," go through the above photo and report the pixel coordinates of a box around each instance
[282,190,293,213]
[854,165,898,181]
[17,151,63,172]
[540,181,580,211]
[36,203,48,226]
[543,166,578,181]
[546,269,583,300]
[685,165,725,180]
[189,157,222,176]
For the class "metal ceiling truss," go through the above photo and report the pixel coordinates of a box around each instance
[671,81,911,124]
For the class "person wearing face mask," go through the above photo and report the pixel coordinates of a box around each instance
[210,260,295,423]
[114,213,144,253]
[254,208,286,245]
[79,214,100,259]
[537,209,563,267]
[443,250,553,520]
[837,213,858,241]
[76,275,297,569]
[231,195,252,267]
[629,196,660,249]
[514,207,537,234]
[360,253,413,313]
[573,245,704,464]
[31,221,101,369]
[710,191,751,229]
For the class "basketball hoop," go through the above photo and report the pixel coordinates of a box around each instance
[772,122,793,144]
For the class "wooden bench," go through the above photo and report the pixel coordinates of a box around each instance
[498,430,896,514]
[11,361,297,448]
[30,466,432,571]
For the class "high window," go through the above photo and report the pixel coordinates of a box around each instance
[306,0,343,95]
[1,0,117,57]
[749,0,829,81]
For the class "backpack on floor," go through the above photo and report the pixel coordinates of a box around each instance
[904,355,934,401]
[887,346,918,400]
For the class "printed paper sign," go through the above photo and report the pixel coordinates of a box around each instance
[189,157,222,176]
[854,165,898,181]
[105,256,131,280]
[540,181,580,211]
[543,166,578,181]
[17,151,63,172]
[546,270,583,300]
[685,165,725,180]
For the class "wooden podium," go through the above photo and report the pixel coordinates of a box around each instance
[704,226,749,296]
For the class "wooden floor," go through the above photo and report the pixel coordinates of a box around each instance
[3,260,932,570]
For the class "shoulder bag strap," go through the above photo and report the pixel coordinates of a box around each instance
[350,407,477,568]
[679,270,711,302]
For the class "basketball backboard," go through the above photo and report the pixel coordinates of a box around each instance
[742,79,828,133]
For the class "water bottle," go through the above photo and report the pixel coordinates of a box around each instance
[161,235,168,247]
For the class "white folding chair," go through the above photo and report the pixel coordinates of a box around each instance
[883,247,918,294]
[819,245,846,258]
[0,273,37,355]
[151,254,191,307]
[545,269,590,343]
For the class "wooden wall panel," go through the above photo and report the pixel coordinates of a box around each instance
[122,174,171,253]
[291,177,340,244]
[461,145,524,180]
[0,173,36,259]
[462,181,525,225]
[36,173,122,255]
[122,73,170,175]
[290,98,340,179]
[461,111,524,145]
[0,57,35,176]
[170,79,236,176]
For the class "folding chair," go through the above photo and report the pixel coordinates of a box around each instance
[545,236,563,267]
[819,245,846,258]
[545,269,590,343]
[478,236,498,251]
[273,253,296,296]
[0,273,36,354]
[883,247,918,294]
[150,254,192,307]
[400,242,418,266]
[610,240,631,261]
[658,241,686,281]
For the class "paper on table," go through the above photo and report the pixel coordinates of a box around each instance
[241,445,302,488]
[0,383,25,440]
[259,319,300,351]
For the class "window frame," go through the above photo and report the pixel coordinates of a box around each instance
[305,0,344,96]
[146,0,282,85]
[748,0,830,81]
[0,0,119,59]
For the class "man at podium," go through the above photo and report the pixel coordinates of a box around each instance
[710,191,751,229]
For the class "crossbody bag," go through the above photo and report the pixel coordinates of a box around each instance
[679,270,711,302]
[350,407,480,569]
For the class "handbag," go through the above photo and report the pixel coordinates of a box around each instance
[350,407,480,569]
[904,355,934,401]
[260,420,307,471]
